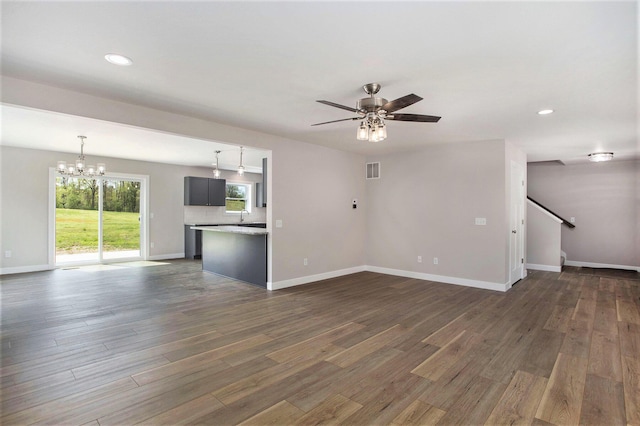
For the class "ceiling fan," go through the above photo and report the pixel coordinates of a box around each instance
[312,83,441,142]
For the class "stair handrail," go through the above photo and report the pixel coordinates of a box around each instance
[527,196,575,228]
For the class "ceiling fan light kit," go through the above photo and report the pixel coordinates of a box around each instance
[313,83,441,142]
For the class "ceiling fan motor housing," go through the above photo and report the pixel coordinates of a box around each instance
[357,97,388,114]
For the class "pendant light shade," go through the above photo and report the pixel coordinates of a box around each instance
[237,146,245,175]
[213,150,221,178]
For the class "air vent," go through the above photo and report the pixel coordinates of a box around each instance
[366,162,380,179]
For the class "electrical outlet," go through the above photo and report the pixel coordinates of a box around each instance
[303,258,308,266]
[417,256,422,263]
[433,257,439,265]
[5,250,12,258]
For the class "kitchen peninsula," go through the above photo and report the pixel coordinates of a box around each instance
[190,225,268,288]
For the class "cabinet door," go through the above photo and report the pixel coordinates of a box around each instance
[208,179,226,206]
[184,177,209,206]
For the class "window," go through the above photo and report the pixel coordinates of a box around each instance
[226,182,251,213]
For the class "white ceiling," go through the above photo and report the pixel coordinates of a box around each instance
[1,1,637,166]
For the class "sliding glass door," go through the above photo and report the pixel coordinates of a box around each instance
[55,175,143,265]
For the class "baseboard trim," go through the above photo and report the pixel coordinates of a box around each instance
[365,266,510,292]
[564,260,640,273]
[527,263,562,273]
[149,253,185,261]
[270,266,367,290]
[0,264,53,276]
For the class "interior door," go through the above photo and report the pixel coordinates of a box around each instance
[509,161,525,284]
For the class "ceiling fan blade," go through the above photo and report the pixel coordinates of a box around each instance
[386,113,441,123]
[316,100,359,113]
[311,117,361,126]
[380,94,423,113]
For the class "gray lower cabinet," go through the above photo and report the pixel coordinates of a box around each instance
[184,225,202,259]
[184,177,226,206]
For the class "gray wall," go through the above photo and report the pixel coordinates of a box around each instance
[1,76,530,289]
[366,140,524,286]
[528,159,639,268]
[1,77,367,285]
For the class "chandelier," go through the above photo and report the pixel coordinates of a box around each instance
[56,136,106,177]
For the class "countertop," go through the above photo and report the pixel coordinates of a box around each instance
[190,225,268,236]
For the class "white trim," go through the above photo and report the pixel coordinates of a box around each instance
[527,263,562,273]
[269,266,367,290]
[149,253,185,261]
[269,265,510,292]
[0,264,53,275]
[48,168,57,269]
[366,266,511,292]
[564,260,640,273]
[527,199,563,224]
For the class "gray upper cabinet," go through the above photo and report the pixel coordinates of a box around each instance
[184,177,226,206]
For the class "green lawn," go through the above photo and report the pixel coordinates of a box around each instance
[56,208,140,254]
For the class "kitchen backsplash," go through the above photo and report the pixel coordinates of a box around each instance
[184,205,267,225]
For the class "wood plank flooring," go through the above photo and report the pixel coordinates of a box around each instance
[1,261,639,425]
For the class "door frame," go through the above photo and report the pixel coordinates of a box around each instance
[49,168,149,267]
[509,161,525,285]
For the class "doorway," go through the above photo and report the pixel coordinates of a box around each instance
[53,173,147,265]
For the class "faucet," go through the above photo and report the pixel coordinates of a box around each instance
[240,209,249,223]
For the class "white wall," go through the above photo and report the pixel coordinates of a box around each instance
[526,200,562,272]
[365,139,522,289]
[528,159,639,270]
[1,77,367,285]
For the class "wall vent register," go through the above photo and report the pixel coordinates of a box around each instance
[366,162,380,179]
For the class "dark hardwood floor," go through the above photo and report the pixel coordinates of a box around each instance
[1,260,639,425]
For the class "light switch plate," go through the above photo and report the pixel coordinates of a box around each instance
[275,219,283,228]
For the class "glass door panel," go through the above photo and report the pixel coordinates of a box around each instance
[102,178,141,260]
[55,177,99,263]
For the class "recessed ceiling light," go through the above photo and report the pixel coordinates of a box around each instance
[537,109,554,115]
[105,53,133,66]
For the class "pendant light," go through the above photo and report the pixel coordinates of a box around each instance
[237,146,245,175]
[56,136,106,177]
[213,150,221,178]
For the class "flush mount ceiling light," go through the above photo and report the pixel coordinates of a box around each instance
[237,146,245,175]
[537,109,554,115]
[588,152,614,162]
[56,136,106,177]
[104,53,133,66]
[213,150,221,178]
